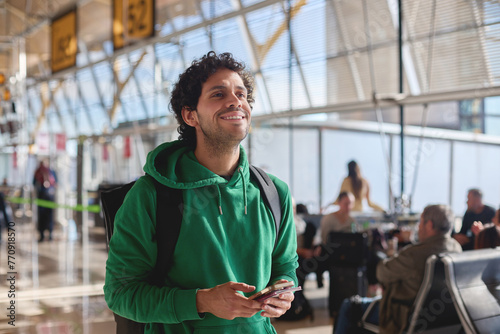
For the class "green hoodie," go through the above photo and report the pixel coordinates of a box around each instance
[104,140,298,333]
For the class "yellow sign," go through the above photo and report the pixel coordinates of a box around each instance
[113,0,155,50]
[51,10,77,73]
[3,88,10,101]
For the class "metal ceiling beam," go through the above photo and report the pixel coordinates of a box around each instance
[193,0,215,50]
[387,0,421,95]
[46,82,68,135]
[267,119,500,146]
[162,4,188,69]
[252,85,500,122]
[230,0,274,112]
[256,0,307,61]
[404,0,429,93]
[75,76,97,131]
[470,0,494,86]
[31,0,285,83]
[125,53,150,119]
[78,41,107,119]
[290,38,312,107]
[109,50,147,123]
[30,81,63,143]
[330,0,366,101]
[61,78,80,134]
[84,107,500,147]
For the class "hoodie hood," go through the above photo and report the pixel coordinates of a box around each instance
[143,140,250,191]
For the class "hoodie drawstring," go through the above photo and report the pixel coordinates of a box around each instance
[216,167,248,216]
[216,185,223,215]
[239,167,248,215]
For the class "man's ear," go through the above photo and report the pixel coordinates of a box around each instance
[181,106,198,127]
[426,220,435,232]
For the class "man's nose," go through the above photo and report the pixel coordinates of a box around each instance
[226,92,242,108]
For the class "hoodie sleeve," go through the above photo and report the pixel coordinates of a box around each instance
[268,175,299,286]
[103,176,203,324]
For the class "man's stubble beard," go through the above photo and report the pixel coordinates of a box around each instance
[199,122,250,158]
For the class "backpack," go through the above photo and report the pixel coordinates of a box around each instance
[100,165,282,334]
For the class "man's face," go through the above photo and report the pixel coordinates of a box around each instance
[184,68,251,149]
[339,194,354,212]
[466,192,481,211]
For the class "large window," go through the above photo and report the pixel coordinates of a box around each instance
[460,96,500,136]
[485,96,500,136]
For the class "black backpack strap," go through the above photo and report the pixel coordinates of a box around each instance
[249,165,281,246]
[149,176,183,334]
[113,313,145,334]
[149,176,184,286]
[100,181,137,252]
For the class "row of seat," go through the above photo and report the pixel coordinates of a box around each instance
[360,247,500,334]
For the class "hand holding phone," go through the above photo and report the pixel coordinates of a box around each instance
[248,281,302,302]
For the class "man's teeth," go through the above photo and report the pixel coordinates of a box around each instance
[223,116,243,120]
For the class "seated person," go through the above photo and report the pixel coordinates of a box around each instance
[320,191,355,244]
[295,203,324,288]
[293,200,319,283]
[284,200,317,321]
[296,203,318,252]
[454,188,495,250]
[334,204,462,334]
[473,207,500,249]
[366,228,388,297]
[320,192,356,317]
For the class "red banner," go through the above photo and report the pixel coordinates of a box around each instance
[102,144,109,161]
[124,136,131,158]
[56,133,66,152]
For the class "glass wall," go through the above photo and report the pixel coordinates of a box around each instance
[247,121,500,217]
[321,130,390,213]
[452,142,500,215]
[391,136,451,213]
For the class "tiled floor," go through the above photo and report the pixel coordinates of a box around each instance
[0,220,334,334]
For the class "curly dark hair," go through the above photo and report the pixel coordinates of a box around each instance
[169,51,255,146]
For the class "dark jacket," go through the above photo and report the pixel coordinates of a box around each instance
[376,234,462,334]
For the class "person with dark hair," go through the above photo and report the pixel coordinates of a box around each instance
[33,159,57,242]
[474,208,500,249]
[320,191,356,244]
[329,160,384,212]
[104,52,298,333]
[296,203,309,215]
[0,192,10,244]
[294,202,326,289]
[454,188,495,250]
[170,52,255,148]
[333,204,462,334]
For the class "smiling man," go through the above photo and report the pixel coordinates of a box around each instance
[104,52,298,333]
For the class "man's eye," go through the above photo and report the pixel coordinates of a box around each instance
[212,93,223,97]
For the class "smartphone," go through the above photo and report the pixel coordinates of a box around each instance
[249,281,301,302]
[254,286,302,302]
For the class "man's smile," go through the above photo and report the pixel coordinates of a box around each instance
[221,115,245,120]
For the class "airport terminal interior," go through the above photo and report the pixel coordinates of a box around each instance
[1,0,500,333]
